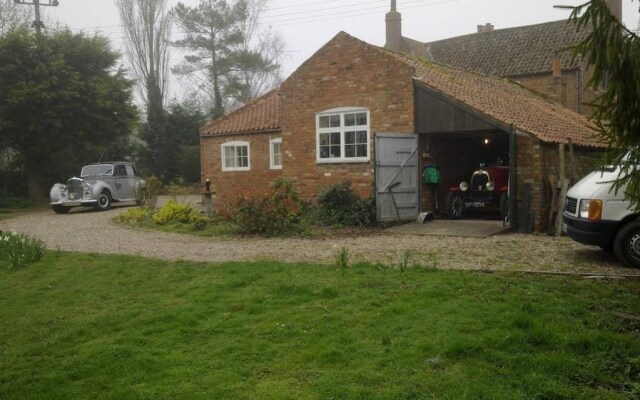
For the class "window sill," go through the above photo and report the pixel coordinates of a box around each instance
[316,158,370,164]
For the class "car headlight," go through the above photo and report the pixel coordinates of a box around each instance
[459,182,469,192]
[59,184,67,192]
[486,181,495,191]
[579,199,603,220]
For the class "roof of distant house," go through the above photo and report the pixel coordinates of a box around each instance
[421,20,589,77]
[200,89,281,136]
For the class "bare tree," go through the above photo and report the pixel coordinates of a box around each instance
[233,0,284,106]
[0,0,33,36]
[116,0,172,107]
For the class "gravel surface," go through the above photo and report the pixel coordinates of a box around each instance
[1,203,639,276]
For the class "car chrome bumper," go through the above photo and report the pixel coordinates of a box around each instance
[50,200,97,207]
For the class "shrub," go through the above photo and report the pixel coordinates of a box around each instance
[114,207,152,224]
[136,175,162,210]
[0,230,46,268]
[316,181,377,227]
[225,177,303,235]
[152,201,208,230]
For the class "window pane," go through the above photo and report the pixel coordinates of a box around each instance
[345,144,356,158]
[356,112,367,126]
[319,132,330,146]
[272,142,282,167]
[344,113,356,127]
[357,131,367,143]
[357,144,367,157]
[345,131,356,145]
[319,116,330,128]
[320,146,330,159]
[330,132,341,145]
[329,115,340,127]
[330,145,341,158]
[225,147,235,168]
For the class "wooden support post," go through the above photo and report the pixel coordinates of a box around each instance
[555,179,569,236]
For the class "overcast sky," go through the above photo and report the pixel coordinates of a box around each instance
[38,0,640,102]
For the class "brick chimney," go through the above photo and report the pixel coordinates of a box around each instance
[477,23,494,33]
[551,58,562,77]
[385,0,402,51]
[604,0,622,21]
[548,58,567,106]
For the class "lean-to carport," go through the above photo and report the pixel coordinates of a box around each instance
[414,81,518,227]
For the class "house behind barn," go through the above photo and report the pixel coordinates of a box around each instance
[201,31,605,231]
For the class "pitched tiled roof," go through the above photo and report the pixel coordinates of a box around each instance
[377,41,603,148]
[200,89,281,136]
[201,32,603,148]
[424,20,590,77]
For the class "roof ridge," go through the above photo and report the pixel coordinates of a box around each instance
[427,19,578,45]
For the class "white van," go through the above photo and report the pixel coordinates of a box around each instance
[562,165,640,268]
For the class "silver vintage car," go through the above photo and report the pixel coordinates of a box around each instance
[50,162,142,214]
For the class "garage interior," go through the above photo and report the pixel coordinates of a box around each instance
[415,83,516,225]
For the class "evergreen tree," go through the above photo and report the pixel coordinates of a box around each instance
[0,30,138,200]
[569,0,640,206]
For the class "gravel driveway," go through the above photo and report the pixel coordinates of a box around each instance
[1,203,639,276]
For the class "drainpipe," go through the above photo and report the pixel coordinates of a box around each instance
[509,124,518,228]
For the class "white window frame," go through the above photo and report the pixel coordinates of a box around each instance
[316,107,371,164]
[221,141,250,172]
[269,138,283,170]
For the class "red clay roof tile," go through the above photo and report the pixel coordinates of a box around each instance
[200,89,281,136]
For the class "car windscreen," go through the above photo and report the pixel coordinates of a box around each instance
[81,164,114,177]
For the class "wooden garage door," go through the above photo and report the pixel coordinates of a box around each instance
[375,133,419,222]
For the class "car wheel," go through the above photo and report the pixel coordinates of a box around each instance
[499,192,509,220]
[95,190,112,211]
[52,205,70,214]
[613,220,640,268]
[445,192,464,219]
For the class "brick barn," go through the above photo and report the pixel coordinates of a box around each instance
[200,32,604,231]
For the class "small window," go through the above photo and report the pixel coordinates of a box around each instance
[270,138,282,170]
[115,165,127,176]
[316,108,370,163]
[125,165,135,176]
[221,141,250,172]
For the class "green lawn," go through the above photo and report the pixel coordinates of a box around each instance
[1,253,639,399]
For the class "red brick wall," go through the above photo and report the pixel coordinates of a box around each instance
[200,132,283,208]
[279,32,416,202]
[514,70,600,117]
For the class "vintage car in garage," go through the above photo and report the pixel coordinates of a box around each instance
[445,164,509,220]
[49,162,142,214]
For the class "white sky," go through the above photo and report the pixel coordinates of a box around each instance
[38,0,640,102]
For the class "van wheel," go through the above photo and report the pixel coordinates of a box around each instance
[613,221,640,268]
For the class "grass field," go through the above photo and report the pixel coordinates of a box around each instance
[1,253,639,399]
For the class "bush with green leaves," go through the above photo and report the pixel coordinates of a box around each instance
[316,181,377,227]
[0,230,45,268]
[114,207,153,224]
[225,178,303,235]
[152,201,208,230]
[136,175,162,210]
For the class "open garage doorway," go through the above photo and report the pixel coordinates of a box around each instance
[419,131,511,222]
